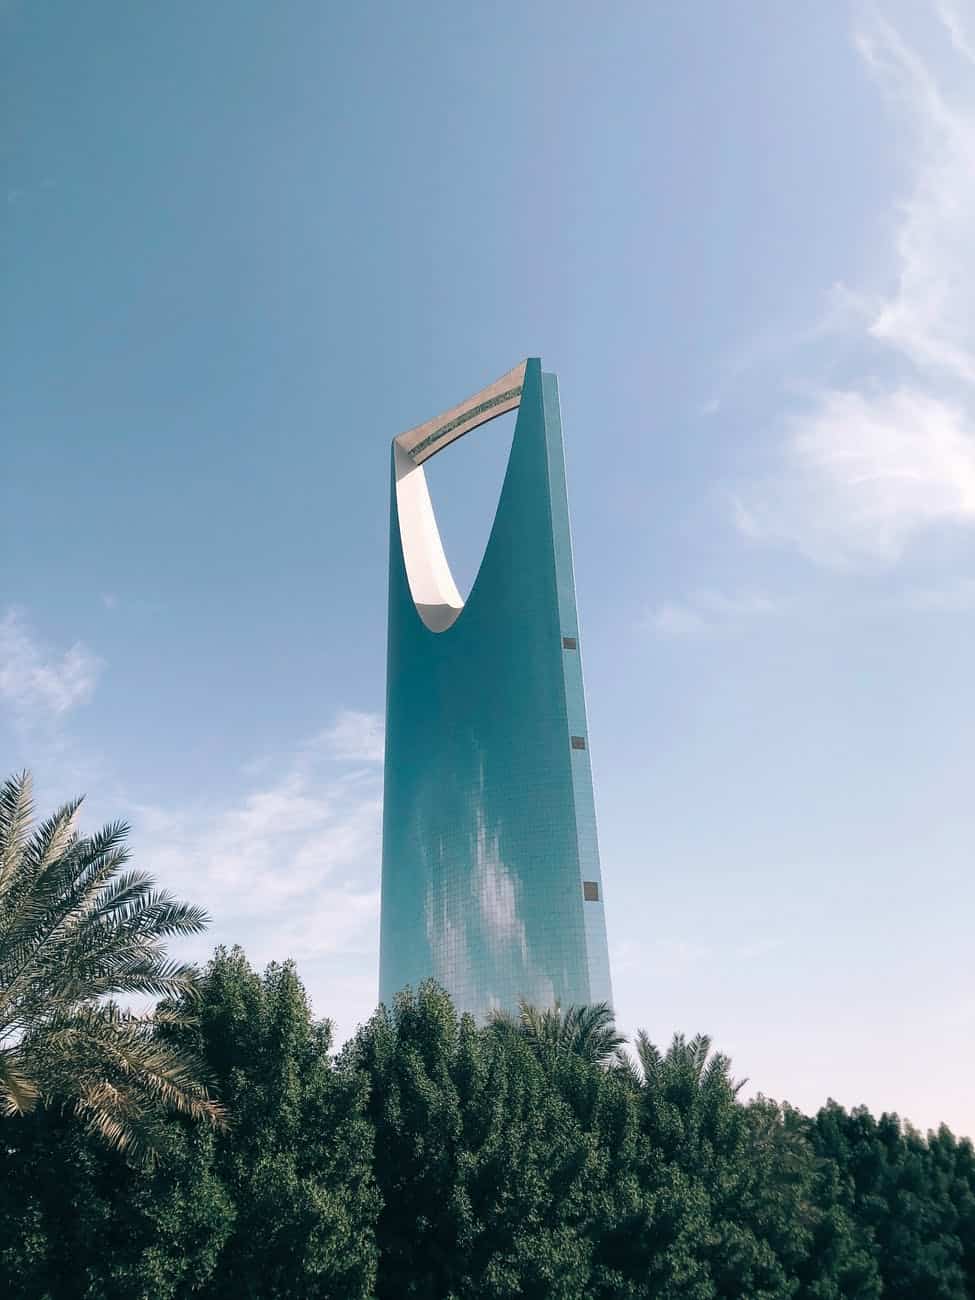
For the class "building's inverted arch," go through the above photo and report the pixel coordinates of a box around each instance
[392,361,526,633]
[380,358,612,1019]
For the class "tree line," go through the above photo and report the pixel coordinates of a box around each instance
[2,775,974,1298]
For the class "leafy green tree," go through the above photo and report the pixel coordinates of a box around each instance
[626,1031,883,1298]
[624,1031,785,1297]
[747,1098,881,1300]
[350,981,498,1299]
[630,1031,745,1169]
[172,946,379,1299]
[926,1124,975,1293]
[806,1101,971,1299]
[352,981,620,1299]
[0,1096,234,1299]
[3,919,975,1300]
[0,772,223,1161]
[0,945,378,1300]
[354,985,734,1300]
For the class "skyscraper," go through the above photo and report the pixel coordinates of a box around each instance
[379,358,612,1019]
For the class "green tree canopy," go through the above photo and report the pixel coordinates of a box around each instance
[169,945,379,1299]
[0,945,379,1299]
[2,892,974,1300]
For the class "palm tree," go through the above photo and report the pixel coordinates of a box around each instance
[489,998,626,1066]
[625,1030,746,1163]
[0,771,225,1162]
[634,1030,742,1096]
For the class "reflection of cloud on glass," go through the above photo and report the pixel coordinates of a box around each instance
[424,832,472,997]
[472,802,528,961]
[422,766,554,1019]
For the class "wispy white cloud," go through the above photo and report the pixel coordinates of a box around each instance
[651,603,708,638]
[856,8,975,386]
[122,718,383,1038]
[157,733,381,1039]
[936,0,975,65]
[19,706,384,1044]
[0,608,102,723]
[651,589,779,638]
[720,281,876,388]
[745,388,975,565]
[739,7,975,565]
[123,704,380,1028]
[130,732,382,968]
[311,710,384,763]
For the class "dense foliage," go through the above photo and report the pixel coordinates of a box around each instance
[1,954,973,1299]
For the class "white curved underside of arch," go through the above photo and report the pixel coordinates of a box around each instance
[394,362,526,633]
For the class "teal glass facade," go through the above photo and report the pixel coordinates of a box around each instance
[379,359,612,1018]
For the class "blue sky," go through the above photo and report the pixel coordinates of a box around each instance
[3,1,974,1136]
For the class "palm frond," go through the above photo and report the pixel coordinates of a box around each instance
[687,1033,712,1080]
[0,1047,39,1115]
[0,772,34,895]
[612,1047,643,1089]
[0,772,222,1163]
[493,998,625,1067]
[635,1029,662,1083]
[21,798,82,877]
[0,825,132,972]
[84,869,155,921]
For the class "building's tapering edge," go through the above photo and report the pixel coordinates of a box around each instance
[540,370,614,1009]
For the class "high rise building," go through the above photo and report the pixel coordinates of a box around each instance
[379,358,612,1019]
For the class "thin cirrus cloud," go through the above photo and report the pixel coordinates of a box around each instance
[0,603,385,1036]
[127,724,384,1002]
[0,607,102,723]
[30,704,386,1040]
[738,3,975,566]
[312,709,385,763]
[651,590,778,638]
